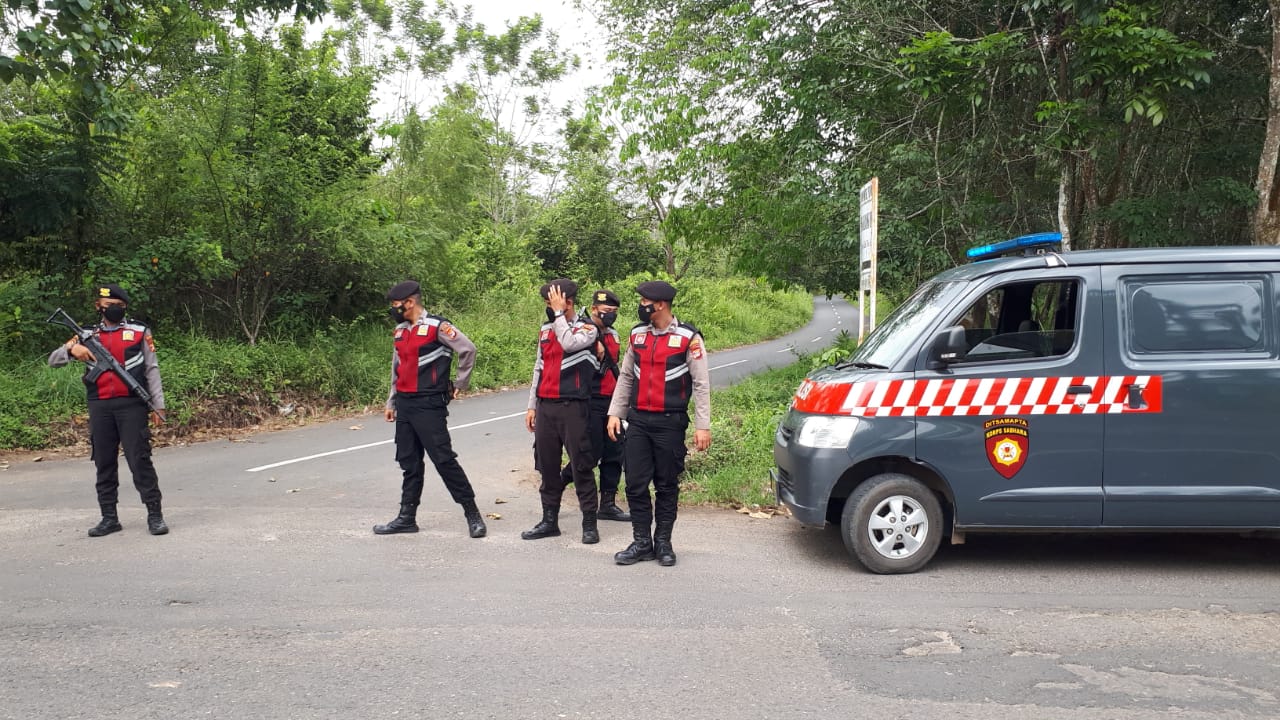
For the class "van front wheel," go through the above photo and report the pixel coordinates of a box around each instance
[841,473,943,574]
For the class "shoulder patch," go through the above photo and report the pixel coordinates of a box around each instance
[440,322,459,340]
[145,334,157,352]
[690,339,704,360]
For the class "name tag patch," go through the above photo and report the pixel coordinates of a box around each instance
[416,325,430,336]
[122,331,136,342]
[667,334,683,348]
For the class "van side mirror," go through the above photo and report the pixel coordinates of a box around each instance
[927,326,967,370]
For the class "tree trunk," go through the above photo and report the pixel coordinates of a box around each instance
[1253,0,1280,245]
[1058,163,1073,251]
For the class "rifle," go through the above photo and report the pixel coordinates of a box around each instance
[46,308,166,421]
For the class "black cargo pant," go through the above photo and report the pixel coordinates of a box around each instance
[558,395,622,499]
[623,410,689,527]
[535,398,599,513]
[394,393,476,506]
[88,396,160,506]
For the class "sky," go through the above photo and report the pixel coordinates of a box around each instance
[367,0,611,127]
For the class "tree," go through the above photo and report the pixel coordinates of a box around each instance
[113,24,387,342]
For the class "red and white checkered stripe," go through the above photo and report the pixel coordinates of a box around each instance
[792,375,1162,417]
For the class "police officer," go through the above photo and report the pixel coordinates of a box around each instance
[607,281,711,566]
[376,280,486,539]
[522,279,602,544]
[557,290,630,522]
[48,284,168,537]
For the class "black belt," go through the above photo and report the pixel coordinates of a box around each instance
[538,397,587,405]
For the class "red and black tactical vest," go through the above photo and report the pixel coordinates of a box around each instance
[592,328,622,399]
[536,319,599,401]
[85,322,149,401]
[627,320,699,413]
[393,315,454,396]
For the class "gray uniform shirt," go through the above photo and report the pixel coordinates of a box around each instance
[386,315,477,411]
[527,313,600,410]
[607,316,711,430]
[48,321,166,410]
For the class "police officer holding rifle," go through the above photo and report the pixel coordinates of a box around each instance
[47,284,169,537]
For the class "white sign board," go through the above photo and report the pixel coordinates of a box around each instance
[858,178,878,341]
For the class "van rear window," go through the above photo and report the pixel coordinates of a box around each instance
[1126,279,1265,353]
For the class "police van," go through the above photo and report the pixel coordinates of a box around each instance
[772,234,1280,573]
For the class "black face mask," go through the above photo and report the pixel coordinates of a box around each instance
[545,307,558,323]
[100,305,126,324]
[389,305,407,323]
[637,303,655,324]
[599,310,618,328]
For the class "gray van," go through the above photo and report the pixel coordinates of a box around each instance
[772,236,1280,573]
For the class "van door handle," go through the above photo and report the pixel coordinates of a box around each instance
[1127,384,1145,409]
[1066,384,1092,394]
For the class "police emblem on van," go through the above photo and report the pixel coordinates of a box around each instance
[984,417,1028,479]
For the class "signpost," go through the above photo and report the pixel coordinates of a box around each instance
[858,177,879,342]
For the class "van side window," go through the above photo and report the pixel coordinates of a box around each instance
[953,280,1078,363]
[1125,279,1266,354]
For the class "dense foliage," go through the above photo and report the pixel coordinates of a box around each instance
[593,0,1278,301]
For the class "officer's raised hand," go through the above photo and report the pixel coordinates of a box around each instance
[546,283,569,314]
[693,428,711,452]
[607,415,622,441]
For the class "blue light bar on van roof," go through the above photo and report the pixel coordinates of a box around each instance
[965,232,1063,261]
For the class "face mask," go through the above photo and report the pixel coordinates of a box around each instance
[599,310,617,327]
[545,307,557,323]
[637,303,655,324]
[100,305,126,324]
[389,305,407,323]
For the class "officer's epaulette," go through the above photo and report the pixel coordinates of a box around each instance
[678,319,702,340]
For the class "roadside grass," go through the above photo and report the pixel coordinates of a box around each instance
[0,279,812,450]
[682,331,860,508]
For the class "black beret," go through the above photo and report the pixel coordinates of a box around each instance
[96,283,130,304]
[386,280,421,301]
[590,289,620,306]
[539,278,578,300]
[635,280,677,303]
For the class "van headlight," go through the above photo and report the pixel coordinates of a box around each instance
[795,416,860,448]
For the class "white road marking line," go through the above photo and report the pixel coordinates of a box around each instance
[810,336,823,342]
[777,347,794,353]
[245,410,528,472]
[708,359,749,371]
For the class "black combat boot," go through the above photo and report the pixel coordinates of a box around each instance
[581,511,599,545]
[145,500,169,536]
[654,520,677,567]
[598,493,631,522]
[462,500,487,539]
[373,503,419,534]
[88,504,122,537]
[614,523,656,565]
[521,506,561,540]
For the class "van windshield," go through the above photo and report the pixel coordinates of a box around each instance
[846,281,959,368]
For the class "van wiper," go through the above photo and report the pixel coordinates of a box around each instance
[834,360,887,370]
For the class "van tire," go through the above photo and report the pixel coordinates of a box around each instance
[841,473,943,574]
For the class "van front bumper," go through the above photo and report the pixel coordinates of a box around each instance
[772,433,849,527]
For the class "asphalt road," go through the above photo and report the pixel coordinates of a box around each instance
[2,296,1277,720]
